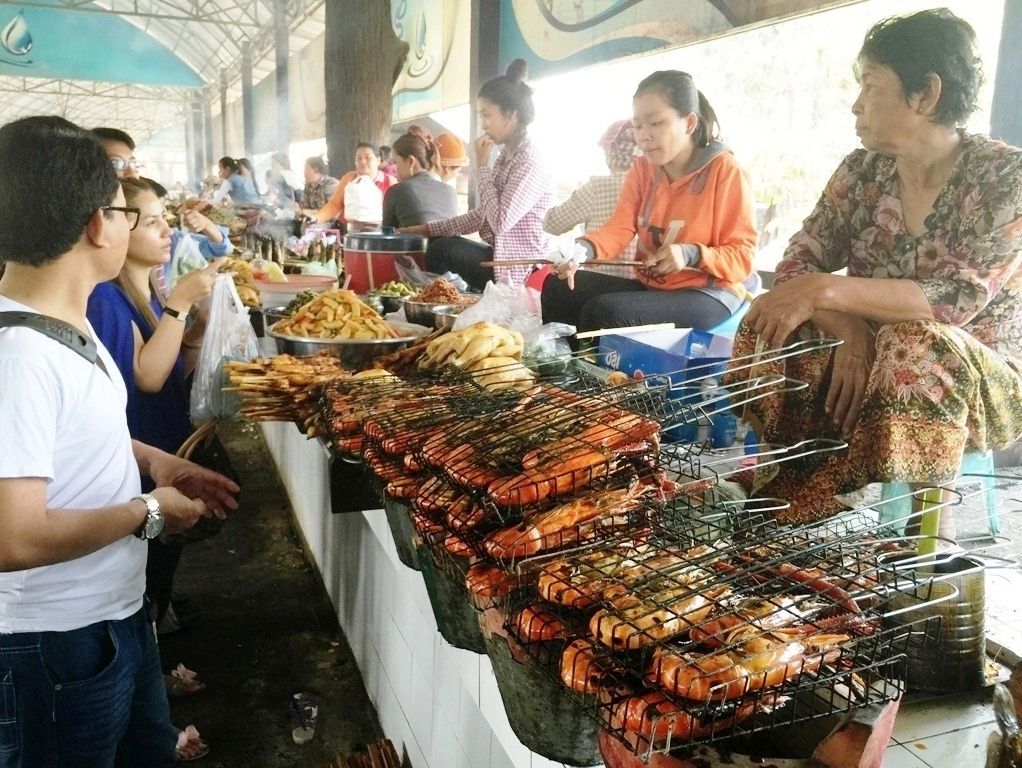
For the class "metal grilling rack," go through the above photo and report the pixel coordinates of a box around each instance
[497,497,954,759]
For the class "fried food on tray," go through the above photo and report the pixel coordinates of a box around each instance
[272,289,398,340]
[418,322,523,370]
[219,257,260,308]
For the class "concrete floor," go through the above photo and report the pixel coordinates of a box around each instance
[158,420,383,767]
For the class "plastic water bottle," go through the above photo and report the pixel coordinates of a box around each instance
[701,378,738,449]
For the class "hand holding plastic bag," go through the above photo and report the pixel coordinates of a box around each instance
[168,234,209,291]
[190,274,260,422]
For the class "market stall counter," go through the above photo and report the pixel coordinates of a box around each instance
[260,420,580,768]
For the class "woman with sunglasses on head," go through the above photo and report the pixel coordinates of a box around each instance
[540,70,757,334]
[382,125,457,228]
[87,178,226,761]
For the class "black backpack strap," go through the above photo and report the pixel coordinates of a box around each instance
[0,311,100,365]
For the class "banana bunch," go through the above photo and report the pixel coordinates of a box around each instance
[418,322,524,371]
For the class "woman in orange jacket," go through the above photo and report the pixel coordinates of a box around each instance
[542,70,757,332]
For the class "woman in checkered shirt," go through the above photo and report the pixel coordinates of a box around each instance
[404,59,553,291]
[543,119,640,278]
[541,70,757,334]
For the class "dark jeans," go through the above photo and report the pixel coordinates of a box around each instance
[425,236,494,292]
[541,270,730,332]
[0,606,176,767]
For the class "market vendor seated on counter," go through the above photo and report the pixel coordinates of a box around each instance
[724,8,1022,532]
[314,142,396,232]
[539,69,757,335]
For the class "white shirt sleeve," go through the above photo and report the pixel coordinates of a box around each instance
[0,357,59,481]
[212,179,232,204]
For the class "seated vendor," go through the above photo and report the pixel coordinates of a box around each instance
[299,156,339,218]
[314,143,396,231]
[212,156,261,205]
[540,70,757,333]
[381,125,457,229]
[727,8,1022,533]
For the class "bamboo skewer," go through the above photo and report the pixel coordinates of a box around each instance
[479,259,644,268]
[575,322,676,340]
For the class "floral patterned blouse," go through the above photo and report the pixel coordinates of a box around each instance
[777,132,1022,369]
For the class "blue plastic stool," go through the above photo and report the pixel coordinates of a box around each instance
[707,271,761,336]
[878,450,1000,536]
[707,300,750,336]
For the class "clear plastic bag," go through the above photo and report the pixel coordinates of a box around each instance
[393,254,469,292]
[190,274,260,421]
[451,282,574,365]
[168,234,208,291]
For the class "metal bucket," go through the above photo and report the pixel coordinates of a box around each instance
[480,612,602,766]
[383,497,419,570]
[886,555,986,693]
[417,547,485,653]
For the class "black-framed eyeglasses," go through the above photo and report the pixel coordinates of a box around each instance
[102,206,141,230]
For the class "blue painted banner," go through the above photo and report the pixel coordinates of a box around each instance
[0,3,200,85]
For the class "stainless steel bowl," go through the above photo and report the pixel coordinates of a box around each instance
[267,327,420,368]
[431,304,468,331]
[368,293,404,314]
[401,297,446,326]
[260,305,292,328]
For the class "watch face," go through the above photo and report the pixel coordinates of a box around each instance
[144,511,165,539]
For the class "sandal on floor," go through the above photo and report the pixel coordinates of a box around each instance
[165,664,206,698]
[175,725,209,762]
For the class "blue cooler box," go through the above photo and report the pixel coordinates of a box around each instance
[597,328,735,443]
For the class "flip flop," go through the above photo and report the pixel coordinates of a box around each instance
[165,664,206,698]
[175,725,209,762]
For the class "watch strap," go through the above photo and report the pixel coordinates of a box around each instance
[163,306,185,320]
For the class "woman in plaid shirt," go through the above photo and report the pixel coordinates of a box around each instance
[406,59,552,290]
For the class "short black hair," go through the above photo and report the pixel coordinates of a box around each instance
[356,142,378,157]
[91,126,136,151]
[859,8,981,126]
[0,116,119,266]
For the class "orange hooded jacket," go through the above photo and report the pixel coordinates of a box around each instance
[581,144,757,296]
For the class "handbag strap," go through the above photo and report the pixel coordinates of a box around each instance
[0,310,101,366]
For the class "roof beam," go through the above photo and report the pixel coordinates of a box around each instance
[0,0,264,29]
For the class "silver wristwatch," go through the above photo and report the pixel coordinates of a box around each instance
[133,493,165,540]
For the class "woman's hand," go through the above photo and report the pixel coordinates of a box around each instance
[641,243,695,279]
[745,274,826,348]
[553,259,580,290]
[400,224,428,235]
[475,135,495,167]
[167,257,228,314]
[825,318,876,438]
[182,209,221,242]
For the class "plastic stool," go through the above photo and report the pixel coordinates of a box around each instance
[878,450,1000,535]
[706,272,761,336]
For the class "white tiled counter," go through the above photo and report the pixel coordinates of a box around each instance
[261,421,586,768]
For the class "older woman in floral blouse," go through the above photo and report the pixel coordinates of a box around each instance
[730,8,1022,533]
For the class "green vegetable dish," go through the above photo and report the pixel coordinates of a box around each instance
[373,281,415,297]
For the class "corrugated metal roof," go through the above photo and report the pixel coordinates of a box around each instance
[0,0,325,140]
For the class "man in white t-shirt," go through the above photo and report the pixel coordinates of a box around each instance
[0,116,239,767]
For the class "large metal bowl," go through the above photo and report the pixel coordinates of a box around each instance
[267,326,421,368]
[367,293,405,314]
[400,297,446,326]
[431,304,469,331]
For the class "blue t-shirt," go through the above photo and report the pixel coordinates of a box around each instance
[86,282,192,459]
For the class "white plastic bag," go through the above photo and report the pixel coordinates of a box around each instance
[190,275,260,421]
[343,175,383,225]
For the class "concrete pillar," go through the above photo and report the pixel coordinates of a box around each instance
[202,95,214,177]
[991,0,1022,146]
[241,41,254,157]
[469,0,501,206]
[274,0,290,151]
[219,71,229,157]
